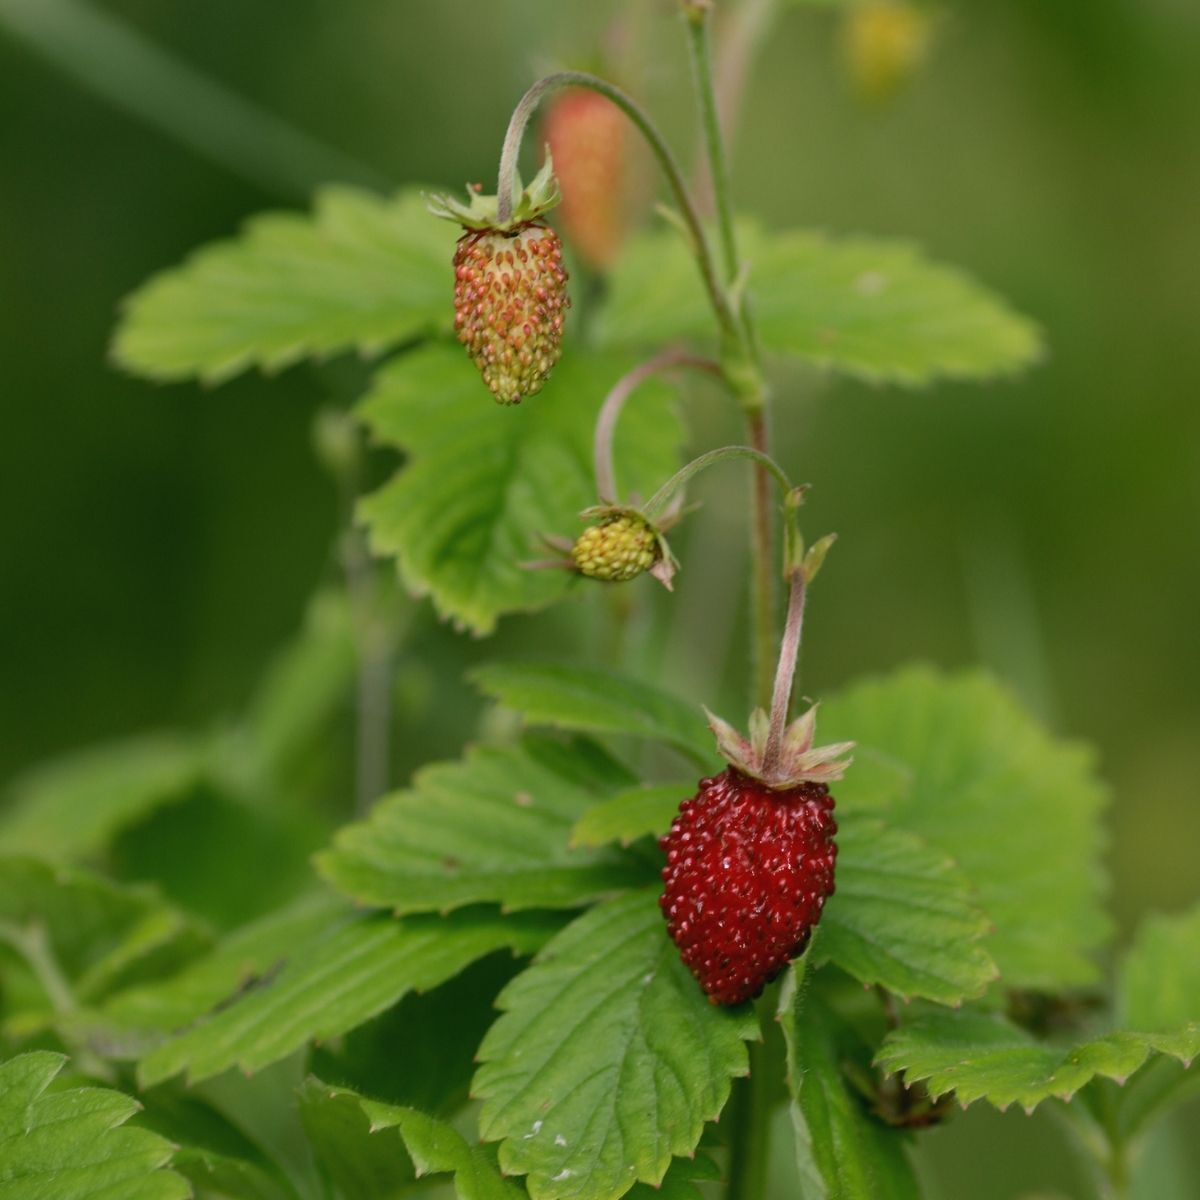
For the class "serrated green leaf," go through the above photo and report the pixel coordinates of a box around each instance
[0,1051,189,1200]
[300,1079,523,1200]
[357,343,683,635]
[297,1079,417,1200]
[875,1007,1200,1113]
[820,668,1109,989]
[317,736,652,915]
[569,784,691,849]
[309,952,521,1118]
[471,662,712,767]
[815,817,998,1004]
[139,907,559,1088]
[474,889,758,1200]
[0,858,208,1031]
[84,890,350,1058]
[113,187,454,384]
[598,225,1042,385]
[626,1155,720,1200]
[0,735,205,861]
[779,968,920,1200]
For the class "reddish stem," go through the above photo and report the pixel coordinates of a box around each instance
[761,568,806,778]
[593,351,722,504]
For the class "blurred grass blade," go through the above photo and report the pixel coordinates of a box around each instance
[0,0,385,197]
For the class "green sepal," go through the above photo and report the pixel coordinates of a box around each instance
[426,152,562,232]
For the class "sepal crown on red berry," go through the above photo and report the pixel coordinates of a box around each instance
[705,703,854,790]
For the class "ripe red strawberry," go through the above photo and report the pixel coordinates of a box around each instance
[453,224,569,405]
[542,90,630,271]
[659,706,852,1005]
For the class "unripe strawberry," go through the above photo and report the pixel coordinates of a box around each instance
[571,513,659,581]
[660,705,853,1005]
[453,225,570,405]
[542,91,630,271]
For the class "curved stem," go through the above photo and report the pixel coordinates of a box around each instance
[495,71,737,341]
[593,351,722,504]
[642,445,793,521]
[761,569,806,777]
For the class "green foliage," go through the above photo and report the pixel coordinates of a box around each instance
[0,1051,189,1199]
[820,667,1110,989]
[1118,903,1200,1032]
[780,971,920,1200]
[139,907,558,1087]
[814,817,997,1004]
[317,736,653,914]
[87,890,350,1054]
[471,661,713,766]
[135,1088,299,1200]
[357,345,682,635]
[0,735,205,861]
[474,889,758,1200]
[597,225,1043,385]
[113,187,453,383]
[876,903,1200,1115]
[0,858,207,1030]
[875,1008,1199,1113]
[298,1079,527,1200]
[569,783,692,849]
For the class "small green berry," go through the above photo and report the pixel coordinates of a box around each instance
[571,514,659,582]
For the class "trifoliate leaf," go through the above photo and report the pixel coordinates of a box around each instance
[875,1007,1200,1113]
[113,187,454,384]
[569,783,692,849]
[317,736,652,915]
[820,668,1109,989]
[299,1079,522,1200]
[357,343,683,635]
[471,662,713,766]
[598,224,1042,386]
[474,889,758,1200]
[138,907,558,1087]
[0,735,205,861]
[0,1051,189,1200]
[815,817,998,1004]
[779,969,920,1200]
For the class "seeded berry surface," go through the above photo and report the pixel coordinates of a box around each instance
[453,223,569,405]
[659,767,837,1005]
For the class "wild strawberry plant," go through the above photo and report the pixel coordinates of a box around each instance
[1,4,1197,1200]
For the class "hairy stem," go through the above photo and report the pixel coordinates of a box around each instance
[746,408,776,707]
[761,569,807,776]
[642,445,793,522]
[593,351,723,503]
[494,71,737,342]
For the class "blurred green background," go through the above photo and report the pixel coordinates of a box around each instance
[2,1,1197,1195]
